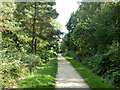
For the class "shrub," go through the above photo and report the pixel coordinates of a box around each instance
[2,51,43,88]
[64,51,75,57]
[81,42,120,88]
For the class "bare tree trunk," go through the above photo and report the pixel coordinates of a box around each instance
[35,38,37,54]
[32,2,37,54]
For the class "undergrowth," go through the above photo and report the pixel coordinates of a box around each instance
[2,51,57,88]
[63,54,115,88]
[18,57,57,88]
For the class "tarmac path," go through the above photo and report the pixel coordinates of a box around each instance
[55,54,89,88]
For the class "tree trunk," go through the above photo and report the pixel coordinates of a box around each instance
[35,38,37,54]
[118,22,120,59]
[117,2,120,59]
[32,2,37,54]
[117,3,120,59]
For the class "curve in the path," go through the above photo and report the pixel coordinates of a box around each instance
[55,54,89,88]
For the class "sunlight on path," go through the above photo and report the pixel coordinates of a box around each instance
[55,54,89,88]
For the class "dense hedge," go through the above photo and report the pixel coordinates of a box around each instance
[2,51,57,88]
[61,2,120,88]
[64,44,120,88]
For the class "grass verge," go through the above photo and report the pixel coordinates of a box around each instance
[18,56,57,88]
[62,54,115,88]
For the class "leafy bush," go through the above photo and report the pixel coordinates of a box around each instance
[37,51,57,62]
[82,42,120,87]
[64,51,75,58]
[2,49,57,88]
[2,51,44,88]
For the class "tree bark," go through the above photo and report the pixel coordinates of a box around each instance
[32,2,37,54]
[35,38,37,54]
[117,2,120,59]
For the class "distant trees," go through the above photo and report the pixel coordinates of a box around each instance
[61,2,119,57]
[1,2,62,88]
[61,2,120,87]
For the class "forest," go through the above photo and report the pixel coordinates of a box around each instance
[1,1,120,89]
[1,2,62,88]
[60,2,120,88]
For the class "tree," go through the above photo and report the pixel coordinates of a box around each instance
[14,2,59,53]
[61,2,120,87]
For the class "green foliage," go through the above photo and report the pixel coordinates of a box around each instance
[64,51,76,58]
[18,57,57,88]
[37,51,57,63]
[82,42,120,87]
[2,51,57,88]
[1,2,20,32]
[63,55,115,88]
[2,2,60,89]
[61,2,120,88]
[14,2,61,53]
[2,51,41,88]
[2,2,62,54]
[63,2,120,57]
[60,41,67,52]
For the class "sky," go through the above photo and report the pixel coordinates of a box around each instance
[55,0,80,34]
